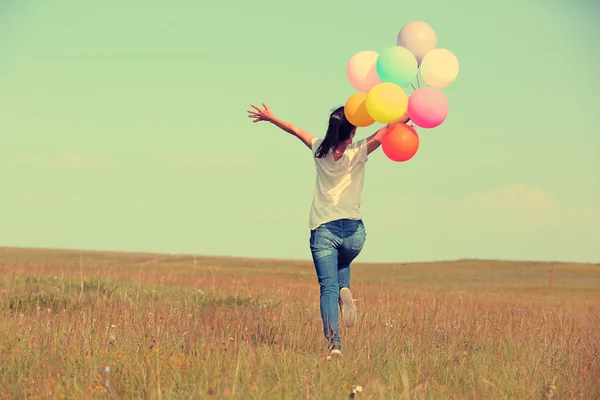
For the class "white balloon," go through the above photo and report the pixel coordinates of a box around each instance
[397,21,438,64]
[420,48,459,88]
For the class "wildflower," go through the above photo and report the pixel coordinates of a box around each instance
[545,378,557,399]
[350,385,363,397]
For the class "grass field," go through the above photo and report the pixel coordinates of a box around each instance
[0,247,599,399]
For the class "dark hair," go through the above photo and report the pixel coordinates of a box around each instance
[315,106,356,158]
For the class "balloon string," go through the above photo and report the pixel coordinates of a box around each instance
[416,74,421,89]
[410,84,417,91]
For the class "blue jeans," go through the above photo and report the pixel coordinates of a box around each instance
[309,219,367,348]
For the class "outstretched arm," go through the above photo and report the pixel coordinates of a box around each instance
[365,113,410,155]
[269,116,314,150]
[247,103,314,150]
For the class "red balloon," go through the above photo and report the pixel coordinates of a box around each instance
[382,124,419,162]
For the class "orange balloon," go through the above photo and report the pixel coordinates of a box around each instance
[382,124,419,162]
[344,92,375,127]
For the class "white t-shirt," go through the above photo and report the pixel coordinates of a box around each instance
[308,137,369,230]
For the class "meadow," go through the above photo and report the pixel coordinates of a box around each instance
[0,247,599,399]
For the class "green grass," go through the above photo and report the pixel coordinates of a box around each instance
[0,247,599,399]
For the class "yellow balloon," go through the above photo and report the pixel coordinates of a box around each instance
[420,48,459,88]
[344,92,375,127]
[365,82,408,124]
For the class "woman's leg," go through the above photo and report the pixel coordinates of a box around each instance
[310,223,343,349]
[338,219,367,327]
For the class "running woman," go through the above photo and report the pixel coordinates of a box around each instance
[247,102,409,356]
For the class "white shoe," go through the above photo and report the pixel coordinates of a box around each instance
[339,287,356,328]
[329,344,342,357]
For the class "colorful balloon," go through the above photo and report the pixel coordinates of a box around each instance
[382,124,420,162]
[344,92,375,127]
[365,82,408,124]
[420,48,459,88]
[375,46,418,88]
[407,87,448,128]
[397,21,437,65]
[346,50,381,92]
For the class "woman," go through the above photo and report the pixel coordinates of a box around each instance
[247,102,409,356]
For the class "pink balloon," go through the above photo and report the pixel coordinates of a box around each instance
[407,87,448,128]
[346,51,381,92]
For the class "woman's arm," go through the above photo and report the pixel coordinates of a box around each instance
[366,113,411,155]
[269,116,315,150]
[247,103,314,150]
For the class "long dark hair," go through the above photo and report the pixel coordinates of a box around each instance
[315,106,356,158]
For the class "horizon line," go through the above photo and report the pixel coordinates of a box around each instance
[1,245,597,267]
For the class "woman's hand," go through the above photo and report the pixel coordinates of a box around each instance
[388,112,410,128]
[247,102,274,123]
[246,102,314,149]
[366,113,410,156]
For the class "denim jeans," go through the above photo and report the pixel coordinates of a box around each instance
[309,218,367,348]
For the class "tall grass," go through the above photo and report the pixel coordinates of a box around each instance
[0,248,599,399]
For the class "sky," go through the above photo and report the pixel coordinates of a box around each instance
[1,0,599,264]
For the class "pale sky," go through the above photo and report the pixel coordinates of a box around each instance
[1,0,599,263]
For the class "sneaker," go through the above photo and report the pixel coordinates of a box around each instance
[339,287,356,327]
[329,344,342,357]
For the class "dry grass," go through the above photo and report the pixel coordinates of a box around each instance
[0,247,599,399]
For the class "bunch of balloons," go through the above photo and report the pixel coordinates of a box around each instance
[344,21,459,162]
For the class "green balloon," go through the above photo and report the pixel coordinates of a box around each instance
[376,46,418,88]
